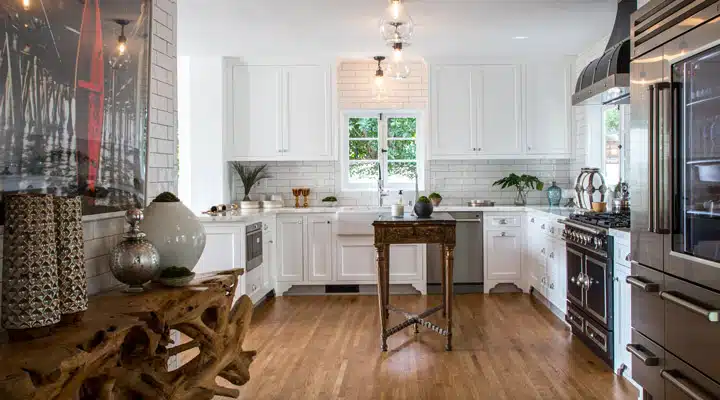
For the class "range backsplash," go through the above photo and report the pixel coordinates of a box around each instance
[232,159,574,207]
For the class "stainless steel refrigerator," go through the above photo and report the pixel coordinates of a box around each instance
[629,1,720,398]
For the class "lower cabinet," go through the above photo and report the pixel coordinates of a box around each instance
[307,215,334,282]
[277,216,305,282]
[194,224,244,275]
[614,266,632,378]
[335,235,424,283]
[484,226,523,293]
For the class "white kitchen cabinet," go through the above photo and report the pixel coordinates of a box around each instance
[262,218,275,294]
[431,64,523,159]
[525,60,573,157]
[195,224,244,274]
[614,266,632,379]
[229,65,284,159]
[484,228,523,293]
[547,238,567,313]
[478,65,523,155]
[307,215,334,282]
[335,236,425,283]
[277,216,305,282]
[225,60,334,161]
[283,66,333,160]
[431,65,477,158]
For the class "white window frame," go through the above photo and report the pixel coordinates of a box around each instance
[601,104,627,188]
[340,110,425,192]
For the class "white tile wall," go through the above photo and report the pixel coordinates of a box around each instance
[0,0,179,331]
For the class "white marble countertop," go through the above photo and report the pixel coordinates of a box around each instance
[197,205,574,223]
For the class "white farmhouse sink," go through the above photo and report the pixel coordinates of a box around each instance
[335,209,386,235]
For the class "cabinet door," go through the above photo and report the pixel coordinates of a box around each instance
[551,239,567,313]
[389,244,424,282]
[431,65,477,158]
[477,65,523,155]
[614,267,632,377]
[486,229,522,280]
[230,65,283,159]
[283,66,333,160]
[262,232,274,290]
[336,236,377,281]
[277,217,305,282]
[307,216,334,282]
[525,230,546,289]
[525,60,572,156]
[195,225,244,274]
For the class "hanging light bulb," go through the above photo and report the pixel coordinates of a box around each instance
[22,0,30,11]
[372,56,388,101]
[387,44,411,80]
[114,19,130,56]
[379,0,414,46]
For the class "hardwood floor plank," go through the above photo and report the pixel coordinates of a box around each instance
[221,293,638,400]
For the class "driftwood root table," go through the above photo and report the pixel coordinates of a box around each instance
[372,213,457,351]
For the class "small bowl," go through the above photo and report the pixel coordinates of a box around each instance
[592,202,607,213]
[157,272,196,288]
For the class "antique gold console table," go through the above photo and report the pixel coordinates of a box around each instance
[0,269,255,400]
[373,213,457,351]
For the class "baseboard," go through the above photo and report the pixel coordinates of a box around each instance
[426,283,484,294]
[281,284,421,296]
[529,286,566,323]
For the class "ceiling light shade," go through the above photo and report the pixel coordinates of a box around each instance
[114,19,130,56]
[373,56,386,87]
[379,0,414,46]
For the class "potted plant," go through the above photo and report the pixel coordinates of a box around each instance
[492,173,544,206]
[414,196,434,218]
[428,192,442,207]
[322,196,338,207]
[231,162,269,201]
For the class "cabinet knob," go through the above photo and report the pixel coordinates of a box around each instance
[472,148,477,151]
[625,254,631,262]
[528,146,532,151]
[501,232,507,237]
[327,221,331,224]
[499,219,508,224]
[478,147,482,151]
[549,252,554,259]
[530,217,535,223]
[541,224,546,230]
[269,240,274,244]
[251,284,257,291]
[541,248,546,255]
[550,283,555,289]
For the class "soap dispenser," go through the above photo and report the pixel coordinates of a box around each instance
[392,190,405,217]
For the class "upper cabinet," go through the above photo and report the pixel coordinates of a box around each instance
[430,59,572,160]
[226,59,335,161]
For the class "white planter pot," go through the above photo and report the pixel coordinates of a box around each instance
[141,202,207,271]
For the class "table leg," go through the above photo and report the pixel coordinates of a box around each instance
[383,244,390,321]
[375,244,388,351]
[444,245,455,351]
[441,244,447,318]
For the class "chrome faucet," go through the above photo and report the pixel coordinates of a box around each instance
[377,178,390,207]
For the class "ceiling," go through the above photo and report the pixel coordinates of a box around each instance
[177,0,618,58]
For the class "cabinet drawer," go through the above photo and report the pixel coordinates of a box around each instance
[614,241,631,268]
[664,274,720,383]
[664,352,720,400]
[628,329,665,400]
[629,262,665,346]
[487,215,521,228]
[585,317,611,356]
[566,305,584,332]
[245,266,263,300]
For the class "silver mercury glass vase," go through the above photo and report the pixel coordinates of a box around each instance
[110,209,160,292]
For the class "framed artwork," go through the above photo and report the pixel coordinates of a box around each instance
[0,0,151,222]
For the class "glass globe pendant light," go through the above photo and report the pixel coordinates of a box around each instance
[372,56,388,100]
[379,0,414,46]
[386,42,411,80]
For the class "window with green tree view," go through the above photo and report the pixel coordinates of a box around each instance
[343,113,422,190]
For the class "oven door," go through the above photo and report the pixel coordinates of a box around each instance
[246,229,263,272]
[567,245,585,308]
[664,18,720,293]
[585,253,611,327]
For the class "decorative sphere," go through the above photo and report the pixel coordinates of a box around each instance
[141,200,206,271]
[109,239,160,291]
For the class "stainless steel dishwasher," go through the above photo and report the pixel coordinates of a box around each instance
[427,212,483,294]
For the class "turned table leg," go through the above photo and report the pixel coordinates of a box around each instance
[441,244,447,318]
[383,244,390,321]
[444,245,455,351]
[375,244,389,351]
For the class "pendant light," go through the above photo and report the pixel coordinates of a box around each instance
[114,19,130,56]
[386,43,411,80]
[379,0,414,46]
[21,0,30,11]
[373,56,388,100]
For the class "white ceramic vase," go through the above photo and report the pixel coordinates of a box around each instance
[141,201,207,271]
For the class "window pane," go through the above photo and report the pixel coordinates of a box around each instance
[349,117,378,138]
[387,117,416,138]
[388,139,416,160]
[349,140,378,160]
[349,162,380,182]
[388,162,417,182]
[604,107,621,185]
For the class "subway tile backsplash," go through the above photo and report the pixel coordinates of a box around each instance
[234,159,575,207]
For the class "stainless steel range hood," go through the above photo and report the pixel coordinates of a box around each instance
[572,0,636,106]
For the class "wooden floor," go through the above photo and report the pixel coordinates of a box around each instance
[229,293,639,400]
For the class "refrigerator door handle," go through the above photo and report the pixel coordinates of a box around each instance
[647,84,656,233]
[657,82,672,234]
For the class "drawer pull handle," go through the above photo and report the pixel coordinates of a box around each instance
[499,219,508,225]
[626,276,660,293]
[625,254,631,262]
[661,370,714,400]
[660,291,720,322]
[626,344,659,366]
